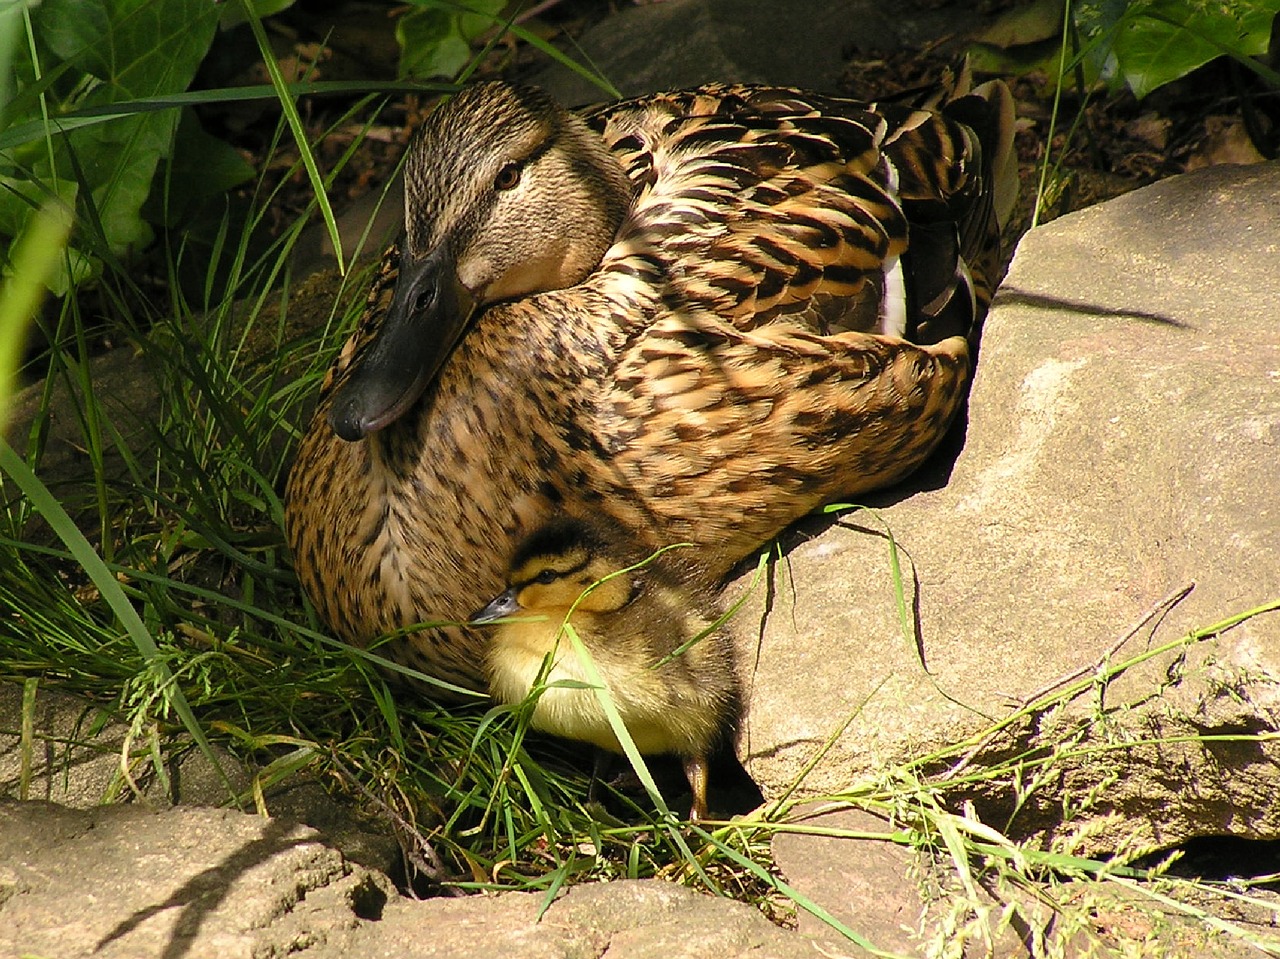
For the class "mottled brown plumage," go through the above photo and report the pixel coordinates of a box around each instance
[284,67,1016,696]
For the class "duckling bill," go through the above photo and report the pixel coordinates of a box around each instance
[470,517,741,821]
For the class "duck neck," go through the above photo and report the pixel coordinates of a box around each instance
[559,112,633,271]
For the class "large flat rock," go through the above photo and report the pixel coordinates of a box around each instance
[737,162,1280,853]
[6,796,1269,959]
[0,800,816,959]
[0,800,393,959]
[532,0,990,105]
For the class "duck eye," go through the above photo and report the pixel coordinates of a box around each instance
[493,162,521,191]
[534,569,558,586]
[413,278,437,314]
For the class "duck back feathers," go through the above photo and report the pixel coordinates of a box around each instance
[584,69,1014,345]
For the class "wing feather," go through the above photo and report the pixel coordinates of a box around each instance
[584,82,1007,346]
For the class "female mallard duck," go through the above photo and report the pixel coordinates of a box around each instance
[285,66,1017,695]
[470,515,740,821]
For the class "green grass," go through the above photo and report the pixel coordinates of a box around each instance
[2,14,1280,958]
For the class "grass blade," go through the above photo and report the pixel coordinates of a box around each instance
[0,438,238,801]
[0,202,71,432]
[236,0,346,274]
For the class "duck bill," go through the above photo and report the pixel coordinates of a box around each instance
[470,589,523,625]
[327,244,477,442]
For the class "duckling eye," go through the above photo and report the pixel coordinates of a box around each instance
[493,162,522,192]
[534,569,558,586]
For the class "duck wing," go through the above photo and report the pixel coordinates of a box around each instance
[593,309,971,564]
[584,77,1014,347]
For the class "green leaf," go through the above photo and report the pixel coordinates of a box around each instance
[0,1,28,114]
[144,109,255,229]
[397,7,469,80]
[457,0,508,40]
[1114,0,1280,98]
[975,0,1066,48]
[4,0,221,287]
[0,202,71,430]
[38,0,113,77]
[73,109,175,252]
[1075,0,1280,99]
[0,175,91,294]
[396,0,508,80]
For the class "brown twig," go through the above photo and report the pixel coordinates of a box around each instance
[326,745,458,894]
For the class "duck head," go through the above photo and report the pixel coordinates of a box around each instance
[470,517,640,624]
[328,82,634,441]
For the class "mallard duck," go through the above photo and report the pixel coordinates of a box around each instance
[470,515,740,820]
[285,65,1017,695]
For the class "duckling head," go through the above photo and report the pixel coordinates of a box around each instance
[328,82,634,442]
[471,518,639,624]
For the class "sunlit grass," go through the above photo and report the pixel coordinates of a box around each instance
[0,202,71,433]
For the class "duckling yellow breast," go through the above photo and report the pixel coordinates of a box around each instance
[486,616,722,757]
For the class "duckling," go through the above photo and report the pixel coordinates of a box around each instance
[470,516,740,821]
[285,64,1017,695]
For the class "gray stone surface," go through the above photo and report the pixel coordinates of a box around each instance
[0,800,394,959]
[0,799,818,959]
[0,682,400,874]
[0,682,247,808]
[736,161,1280,855]
[3,794,1276,959]
[772,805,930,956]
[357,878,818,959]
[769,805,1278,958]
[532,0,990,106]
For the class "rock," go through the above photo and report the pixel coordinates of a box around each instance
[4,794,1274,959]
[0,798,817,959]
[771,805,931,956]
[0,800,394,959]
[547,879,810,959]
[531,0,990,105]
[3,345,161,529]
[358,878,817,959]
[0,682,400,873]
[736,162,1280,855]
[0,683,252,808]
[770,805,1275,958]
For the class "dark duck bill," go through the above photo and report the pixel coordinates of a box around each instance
[327,243,477,442]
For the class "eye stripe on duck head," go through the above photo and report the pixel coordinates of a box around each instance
[397,81,633,309]
[404,83,562,256]
[505,517,642,614]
